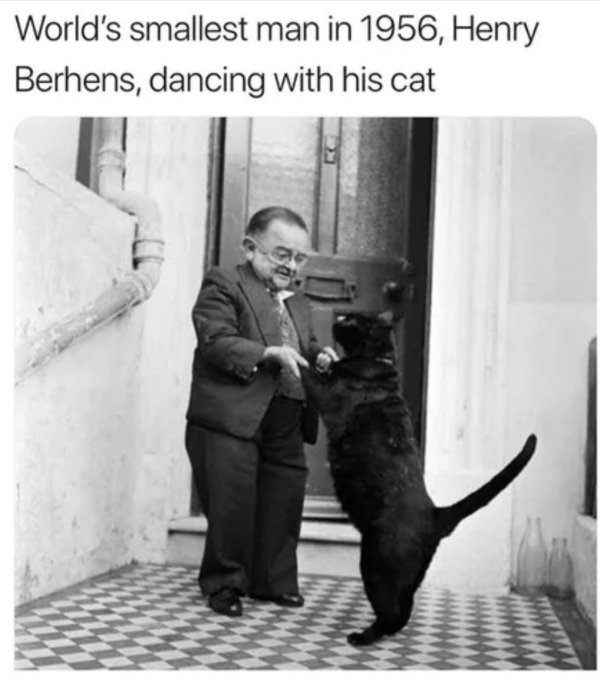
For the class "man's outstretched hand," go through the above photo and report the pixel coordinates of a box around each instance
[262,346,309,379]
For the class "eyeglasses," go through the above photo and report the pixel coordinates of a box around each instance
[247,237,309,268]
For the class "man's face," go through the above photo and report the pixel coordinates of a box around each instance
[244,219,310,291]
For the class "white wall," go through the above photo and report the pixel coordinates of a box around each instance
[506,118,596,571]
[124,119,210,563]
[425,118,596,593]
[425,119,515,592]
[14,144,142,604]
[14,119,212,603]
[16,119,81,181]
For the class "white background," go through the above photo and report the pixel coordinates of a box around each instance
[2,0,599,675]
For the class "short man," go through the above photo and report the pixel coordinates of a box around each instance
[185,206,337,617]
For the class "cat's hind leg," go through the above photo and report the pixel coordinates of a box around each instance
[347,547,411,646]
[347,619,394,647]
[348,540,394,646]
[347,590,415,646]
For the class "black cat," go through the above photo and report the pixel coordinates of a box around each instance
[301,312,536,647]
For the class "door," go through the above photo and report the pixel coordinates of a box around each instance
[217,117,434,518]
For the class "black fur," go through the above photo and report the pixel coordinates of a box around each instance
[302,313,536,646]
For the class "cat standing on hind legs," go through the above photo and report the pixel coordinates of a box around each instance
[301,312,537,646]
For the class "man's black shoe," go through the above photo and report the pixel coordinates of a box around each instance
[208,587,243,617]
[251,593,304,608]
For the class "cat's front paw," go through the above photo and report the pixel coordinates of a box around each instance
[315,348,338,373]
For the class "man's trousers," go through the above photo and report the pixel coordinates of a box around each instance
[185,396,308,598]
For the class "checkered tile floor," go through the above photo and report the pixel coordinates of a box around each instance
[15,563,584,670]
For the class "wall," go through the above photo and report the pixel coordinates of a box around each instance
[14,142,142,604]
[425,118,596,594]
[14,119,213,604]
[506,118,596,578]
[16,119,81,181]
[425,119,515,592]
[124,119,211,563]
[573,515,597,626]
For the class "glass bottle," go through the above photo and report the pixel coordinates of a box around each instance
[546,538,575,599]
[515,517,547,595]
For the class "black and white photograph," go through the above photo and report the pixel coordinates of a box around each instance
[13,116,596,670]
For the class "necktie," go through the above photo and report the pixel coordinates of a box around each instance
[268,290,305,401]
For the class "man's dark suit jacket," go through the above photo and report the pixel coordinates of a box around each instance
[186,262,321,443]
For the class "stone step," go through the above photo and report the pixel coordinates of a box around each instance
[167,516,361,578]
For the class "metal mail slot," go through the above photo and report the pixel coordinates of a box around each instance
[300,275,357,302]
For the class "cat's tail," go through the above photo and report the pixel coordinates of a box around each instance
[434,434,537,539]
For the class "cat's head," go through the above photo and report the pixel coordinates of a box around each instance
[333,312,395,361]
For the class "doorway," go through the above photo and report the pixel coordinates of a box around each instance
[205,117,435,518]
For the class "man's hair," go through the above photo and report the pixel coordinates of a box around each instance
[245,206,308,237]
